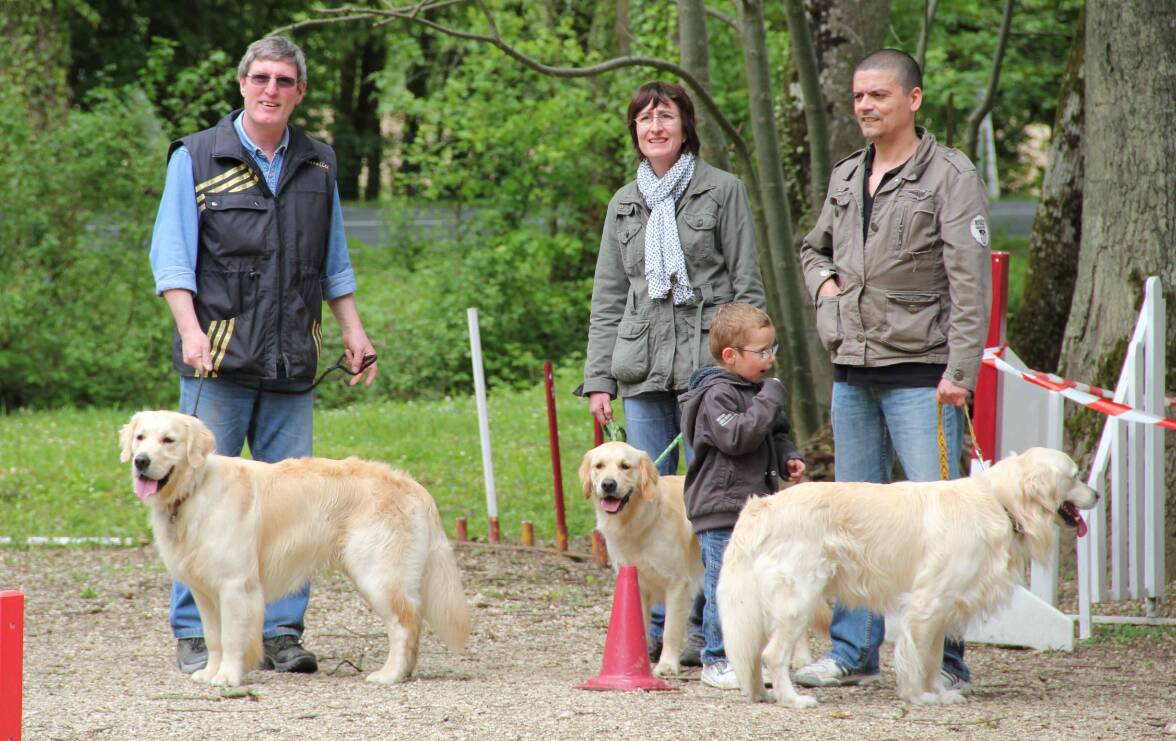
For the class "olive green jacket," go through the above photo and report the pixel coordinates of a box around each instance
[580,159,765,399]
[799,130,991,390]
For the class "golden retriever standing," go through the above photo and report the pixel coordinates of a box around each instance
[579,441,702,676]
[717,447,1099,707]
[121,410,470,688]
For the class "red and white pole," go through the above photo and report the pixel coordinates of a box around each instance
[543,361,569,551]
[0,590,23,741]
[973,251,1009,465]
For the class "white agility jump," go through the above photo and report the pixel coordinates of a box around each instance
[968,272,1169,650]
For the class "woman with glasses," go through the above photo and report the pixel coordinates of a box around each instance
[577,80,767,669]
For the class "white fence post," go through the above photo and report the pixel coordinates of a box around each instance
[467,308,499,541]
[1142,278,1166,614]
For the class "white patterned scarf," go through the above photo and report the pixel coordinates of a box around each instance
[637,152,696,305]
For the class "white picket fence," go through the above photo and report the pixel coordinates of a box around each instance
[967,276,1170,650]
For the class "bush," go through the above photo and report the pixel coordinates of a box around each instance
[0,86,174,410]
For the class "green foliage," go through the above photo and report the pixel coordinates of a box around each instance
[137,37,236,140]
[0,368,604,545]
[0,85,174,409]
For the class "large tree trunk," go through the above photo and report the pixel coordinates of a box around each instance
[1007,13,1084,373]
[808,0,890,165]
[0,0,69,125]
[678,0,730,171]
[1062,0,1175,578]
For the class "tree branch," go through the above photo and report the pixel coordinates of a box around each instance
[276,1,758,194]
[964,0,1015,162]
[915,0,940,72]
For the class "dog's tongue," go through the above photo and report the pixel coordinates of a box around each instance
[1076,512,1088,538]
[600,498,622,514]
[134,475,160,502]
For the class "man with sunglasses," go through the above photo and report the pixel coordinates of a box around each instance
[148,35,378,676]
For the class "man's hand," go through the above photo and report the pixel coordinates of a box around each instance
[328,294,377,387]
[588,392,613,426]
[816,276,841,298]
[937,378,969,407]
[179,328,213,375]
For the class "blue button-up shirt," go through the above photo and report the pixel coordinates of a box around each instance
[149,115,356,301]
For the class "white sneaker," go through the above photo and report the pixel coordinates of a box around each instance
[700,659,740,690]
[794,656,881,687]
[940,669,972,696]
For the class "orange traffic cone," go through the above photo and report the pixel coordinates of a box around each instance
[577,564,676,691]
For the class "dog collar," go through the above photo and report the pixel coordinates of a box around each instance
[1001,505,1024,536]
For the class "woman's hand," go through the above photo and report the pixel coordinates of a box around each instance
[588,392,614,426]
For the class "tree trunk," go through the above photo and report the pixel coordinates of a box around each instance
[962,0,1014,163]
[1007,12,1083,373]
[1062,0,1176,576]
[615,0,631,57]
[0,0,69,126]
[808,0,890,165]
[736,0,821,439]
[782,0,829,214]
[678,0,730,170]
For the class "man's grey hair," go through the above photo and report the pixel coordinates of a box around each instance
[238,35,307,83]
[854,48,922,93]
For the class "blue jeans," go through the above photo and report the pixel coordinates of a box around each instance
[622,393,704,644]
[826,382,970,681]
[171,376,315,640]
[697,527,732,665]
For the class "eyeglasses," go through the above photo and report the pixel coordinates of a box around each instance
[635,111,680,128]
[246,74,298,90]
[733,343,778,360]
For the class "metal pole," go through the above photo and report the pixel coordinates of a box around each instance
[543,360,569,551]
[467,308,499,543]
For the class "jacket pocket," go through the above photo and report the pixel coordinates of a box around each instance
[201,193,270,257]
[616,204,646,271]
[899,189,937,255]
[610,319,651,383]
[880,291,946,352]
[815,294,843,351]
[681,209,717,256]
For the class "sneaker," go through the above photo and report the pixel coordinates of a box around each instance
[794,656,880,687]
[176,637,208,674]
[679,632,705,667]
[260,634,318,673]
[647,636,663,663]
[940,669,972,696]
[700,659,740,690]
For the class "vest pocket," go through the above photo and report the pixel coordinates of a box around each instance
[610,319,650,383]
[879,292,946,352]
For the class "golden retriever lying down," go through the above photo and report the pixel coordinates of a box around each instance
[717,447,1099,707]
[120,410,470,688]
[579,441,702,676]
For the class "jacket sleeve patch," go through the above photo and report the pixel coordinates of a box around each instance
[970,215,990,246]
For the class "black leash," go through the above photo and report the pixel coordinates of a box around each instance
[190,353,376,419]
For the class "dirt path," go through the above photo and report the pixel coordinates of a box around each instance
[4,545,1174,740]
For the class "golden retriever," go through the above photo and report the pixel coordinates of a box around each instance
[579,441,702,676]
[717,447,1099,707]
[120,410,470,688]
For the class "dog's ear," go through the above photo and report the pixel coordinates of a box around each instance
[119,414,139,463]
[578,449,595,499]
[638,453,660,501]
[186,417,217,468]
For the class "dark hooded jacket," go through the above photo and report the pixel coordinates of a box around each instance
[678,366,803,533]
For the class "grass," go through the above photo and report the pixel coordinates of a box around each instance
[0,364,614,548]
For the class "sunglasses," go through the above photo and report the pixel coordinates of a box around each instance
[245,74,298,90]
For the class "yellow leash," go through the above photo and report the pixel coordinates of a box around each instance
[937,400,984,480]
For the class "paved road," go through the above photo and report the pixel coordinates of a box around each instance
[343,200,1038,247]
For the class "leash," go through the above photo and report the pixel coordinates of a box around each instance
[652,433,683,468]
[599,420,681,469]
[190,353,377,419]
[936,399,986,480]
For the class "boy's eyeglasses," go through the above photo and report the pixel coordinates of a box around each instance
[733,343,778,360]
[246,74,298,89]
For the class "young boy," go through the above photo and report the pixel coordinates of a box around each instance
[678,302,806,690]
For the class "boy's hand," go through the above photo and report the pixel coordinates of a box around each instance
[785,458,806,481]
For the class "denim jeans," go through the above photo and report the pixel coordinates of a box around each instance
[622,392,704,644]
[170,376,315,640]
[826,381,970,681]
[697,527,733,665]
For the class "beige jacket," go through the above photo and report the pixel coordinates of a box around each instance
[580,159,765,399]
[799,130,991,390]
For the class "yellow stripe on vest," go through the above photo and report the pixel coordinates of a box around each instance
[196,164,249,193]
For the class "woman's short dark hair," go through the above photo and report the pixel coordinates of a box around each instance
[626,81,701,161]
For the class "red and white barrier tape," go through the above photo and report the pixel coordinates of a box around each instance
[983,345,1175,408]
[982,347,1176,431]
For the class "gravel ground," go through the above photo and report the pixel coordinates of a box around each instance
[4,544,1175,740]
